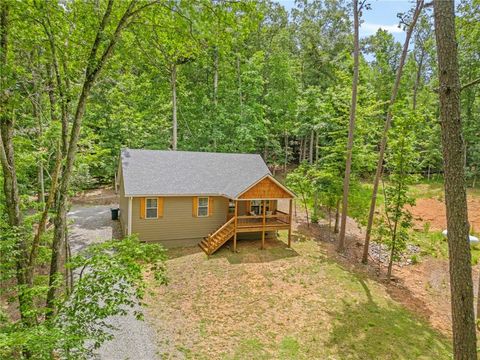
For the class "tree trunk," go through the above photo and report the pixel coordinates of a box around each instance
[315,131,319,163]
[477,273,480,330]
[299,137,303,163]
[171,63,177,151]
[236,53,243,118]
[303,138,308,162]
[46,0,137,316]
[0,2,34,327]
[412,51,424,111]
[27,143,62,285]
[302,194,310,227]
[309,129,314,164]
[38,163,45,205]
[386,234,396,280]
[434,1,477,358]
[328,206,332,229]
[31,87,45,207]
[362,0,424,263]
[213,47,218,107]
[338,0,360,252]
[284,131,288,171]
[334,198,340,234]
[313,191,318,222]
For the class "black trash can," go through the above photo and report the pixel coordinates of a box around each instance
[111,208,119,220]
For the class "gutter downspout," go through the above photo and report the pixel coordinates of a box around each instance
[128,197,132,236]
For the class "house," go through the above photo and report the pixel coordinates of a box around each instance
[118,149,295,255]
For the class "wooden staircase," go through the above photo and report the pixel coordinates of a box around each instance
[198,217,235,255]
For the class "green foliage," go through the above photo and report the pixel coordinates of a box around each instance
[0,236,167,359]
[287,164,313,223]
[374,110,418,267]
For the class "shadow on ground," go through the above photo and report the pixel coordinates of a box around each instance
[213,237,299,264]
[327,275,451,359]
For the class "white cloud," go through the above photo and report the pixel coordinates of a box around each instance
[361,22,404,35]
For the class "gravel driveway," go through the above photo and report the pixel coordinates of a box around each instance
[68,205,160,360]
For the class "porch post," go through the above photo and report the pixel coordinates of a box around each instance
[261,199,266,249]
[233,200,238,252]
[288,198,293,247]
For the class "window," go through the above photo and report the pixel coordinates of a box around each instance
[146,198,158,219]
[250,200,262,215]
[250,200,270,215]
[197,197,209,217]
[228,200,235,214]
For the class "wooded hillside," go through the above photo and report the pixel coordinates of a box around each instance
[1,0,480,358]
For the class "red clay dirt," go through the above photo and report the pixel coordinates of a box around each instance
[408,196,480,232]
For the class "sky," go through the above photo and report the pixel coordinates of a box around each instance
[279,0,414,44]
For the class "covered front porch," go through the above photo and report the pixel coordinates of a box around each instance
[229,174,295,252]
[200,175,295,256]
[230,199,293,251]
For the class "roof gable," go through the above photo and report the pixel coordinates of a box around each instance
[120,149,272,198]
[238,176,294,199]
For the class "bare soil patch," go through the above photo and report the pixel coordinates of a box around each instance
[408,194,480,232]
[71,186,119,206]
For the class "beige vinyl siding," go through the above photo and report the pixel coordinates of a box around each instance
[131,196,229,245]
[118,167,128,235]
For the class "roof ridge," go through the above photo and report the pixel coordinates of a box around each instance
[121,148,264,157]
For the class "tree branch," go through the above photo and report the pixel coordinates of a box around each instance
[461,77,480,91]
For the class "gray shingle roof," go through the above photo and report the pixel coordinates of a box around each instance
[120,149,272,198]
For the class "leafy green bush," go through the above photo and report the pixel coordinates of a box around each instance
[0,236,167,359]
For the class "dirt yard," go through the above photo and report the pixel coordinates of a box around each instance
[144,234,451,359]
[407,184,480,232]
[71,186,119,205]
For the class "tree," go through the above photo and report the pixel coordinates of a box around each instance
[286,164,313,226]
[433,0,477,358]
[337,0,363,252]
[0,0,34,327]
[375,107,417,280]
[45,0,153,315]
[362,0,424,263]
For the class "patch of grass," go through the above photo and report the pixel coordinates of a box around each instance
[145,238,452,359]
[328,299,451,359]
[408,182,444,201]
[412,231,449,259]
[231,338,269,360]
[412,230,480,265]
[279,336,300,359]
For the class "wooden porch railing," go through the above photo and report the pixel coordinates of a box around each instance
[199,207,293,255]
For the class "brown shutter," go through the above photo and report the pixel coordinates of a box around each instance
[192,197,198,217]
[140,198,146,219]
[157,197,164,218]
[208,197,214,216]
[245,200,251,214]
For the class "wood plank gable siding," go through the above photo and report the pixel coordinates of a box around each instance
[130,196,229,247]
[239,177,292,199]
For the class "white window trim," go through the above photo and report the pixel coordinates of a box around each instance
[197,196,209,217]
[145,197,158,219]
